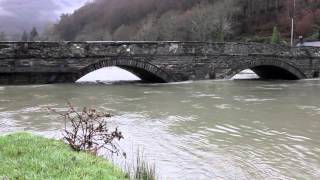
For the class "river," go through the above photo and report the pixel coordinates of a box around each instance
[1,77,320,179]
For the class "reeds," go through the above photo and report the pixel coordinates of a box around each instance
[126,149,157,180]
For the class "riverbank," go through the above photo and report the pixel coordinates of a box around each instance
[0,133,128,180]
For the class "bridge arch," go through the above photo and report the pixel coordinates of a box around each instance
[227,59,307,80]
[76,59,175,83]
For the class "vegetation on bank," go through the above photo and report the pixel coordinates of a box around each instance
[271,27,282,45]
[38,0,320,43]
[0,133,128,180]
[131,150,156,180]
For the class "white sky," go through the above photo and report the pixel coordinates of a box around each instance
[0,0,89,33]
[0,6,13,16]
[54,0,89,17]
[0,0,88,16]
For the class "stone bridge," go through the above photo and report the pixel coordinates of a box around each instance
[0,41,320,84]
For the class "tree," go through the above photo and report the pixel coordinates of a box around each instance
[0,32,6,41]
[40,22,60,41]
[113,24,137,41]
[133,14,158,41]
[271,26,281,44]
[21,30,29,41]
[29,27,39,41]
[187,1,233,41]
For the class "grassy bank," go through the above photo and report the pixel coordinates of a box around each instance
[0,133,128,180]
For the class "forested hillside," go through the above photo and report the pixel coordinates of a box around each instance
[47,0,320,42]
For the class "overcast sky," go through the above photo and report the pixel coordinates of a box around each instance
[0,0,88,34]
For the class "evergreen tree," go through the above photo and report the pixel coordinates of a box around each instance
[271,26,281,44]
[29,27,38,41]
[0,32,6,41]
[21,30,29,41]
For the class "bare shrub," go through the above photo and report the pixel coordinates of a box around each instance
[48,103,125,157]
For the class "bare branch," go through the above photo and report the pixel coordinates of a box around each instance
[47,104,124,157]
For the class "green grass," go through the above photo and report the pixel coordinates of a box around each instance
[0,133,128,180]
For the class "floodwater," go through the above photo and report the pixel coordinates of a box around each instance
[1,74,320,179]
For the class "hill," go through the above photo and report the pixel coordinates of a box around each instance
[49,0,320,42]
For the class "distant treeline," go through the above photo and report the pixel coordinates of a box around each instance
[41,0,320,42]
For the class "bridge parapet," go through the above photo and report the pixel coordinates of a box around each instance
[1,41,319,59]
[291,46,320,58]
